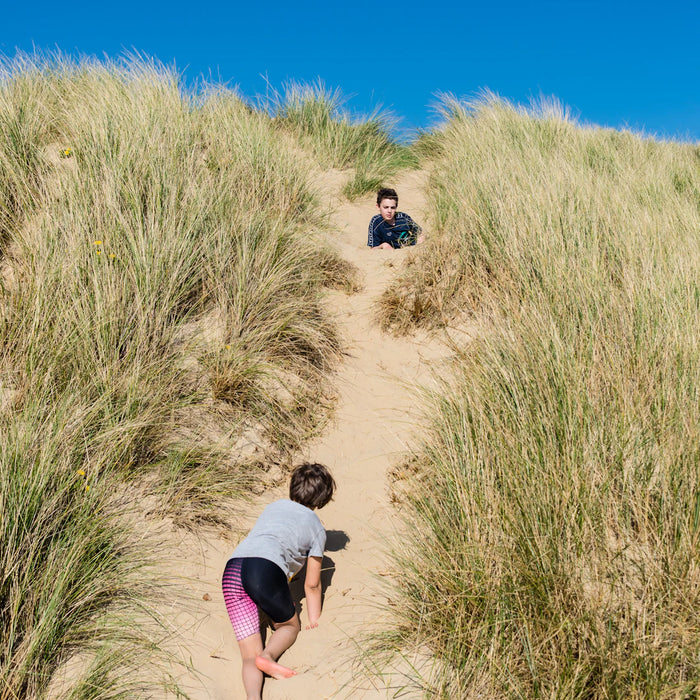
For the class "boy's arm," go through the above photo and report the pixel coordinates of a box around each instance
[369,216,387,248]
[304,555,323,629]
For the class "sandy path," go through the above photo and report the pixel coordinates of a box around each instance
[165,170,459,699]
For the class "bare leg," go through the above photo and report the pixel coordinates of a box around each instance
[238,633,264,700]
[255,613,300,680]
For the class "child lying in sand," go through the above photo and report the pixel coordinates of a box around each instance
[367,187,425,249]
[222,462,336,698]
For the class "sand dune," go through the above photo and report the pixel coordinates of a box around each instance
[161,170,465,699]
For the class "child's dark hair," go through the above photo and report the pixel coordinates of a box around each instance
[376,187,398,205]
[289,462,336,509]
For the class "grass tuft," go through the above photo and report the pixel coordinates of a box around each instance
[271,81,417,199]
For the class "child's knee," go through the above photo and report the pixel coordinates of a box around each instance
[276,614,300,634]
[288,615,301,634]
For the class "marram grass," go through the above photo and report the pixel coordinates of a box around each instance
[0,396,171,699]
[0,53,356,696]
[381,94,700,332]
[271,80,418,199]
[378,97,700,698]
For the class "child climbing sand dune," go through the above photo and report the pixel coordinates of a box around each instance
[222,463,336,699]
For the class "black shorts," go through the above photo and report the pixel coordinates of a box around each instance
[240,557,296,624]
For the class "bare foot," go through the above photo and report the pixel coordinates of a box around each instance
[255,655,296,679]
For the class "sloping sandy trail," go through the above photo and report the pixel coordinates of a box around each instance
[169,170,463,699]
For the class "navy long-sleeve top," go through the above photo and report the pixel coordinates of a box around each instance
[367,212,422,248]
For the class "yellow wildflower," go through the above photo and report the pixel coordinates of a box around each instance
[96,250,102,255]
[85,485,90,492]
[77,469,86,476]
[94,240,102,245]
[109,253,115,258]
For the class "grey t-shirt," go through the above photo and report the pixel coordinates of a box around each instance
[230,499,326,579]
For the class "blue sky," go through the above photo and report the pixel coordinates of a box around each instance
[2,0,698,142]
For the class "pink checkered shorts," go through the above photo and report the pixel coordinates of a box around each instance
[222,558,260,640]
